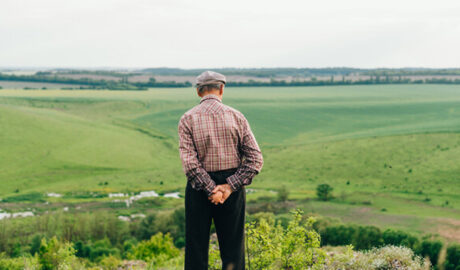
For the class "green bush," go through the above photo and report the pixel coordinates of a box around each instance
[327,245,429,269]
[246,209,327,269]
[321,224,383,250]
[0,252,33,270]
[277,185,289,202]
[321,224,356,246]
[382,229,419,250]
[73,238,120,262]
[444,244,460,270]
[128,232,180,266]
[2,192,45,202]
[137,213,158,240]
[38,236,83,270]
[98,255,123,270]
[316,184,333,201]
[416,239,443,266]
[353,225,383,250]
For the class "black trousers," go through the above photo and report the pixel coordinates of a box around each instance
[185,168,246,270]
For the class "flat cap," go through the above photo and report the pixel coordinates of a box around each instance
[195,71,226,87]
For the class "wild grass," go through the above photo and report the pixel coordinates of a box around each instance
[1,85,459,241]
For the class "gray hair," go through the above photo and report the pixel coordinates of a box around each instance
[197,82,223,94]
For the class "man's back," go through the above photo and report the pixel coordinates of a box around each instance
[178,93,263,194]
[180,94,248,172]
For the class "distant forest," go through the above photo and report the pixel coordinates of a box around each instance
[140,67,460,77]
[1,67,460,90]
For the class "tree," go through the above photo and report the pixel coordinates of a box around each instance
[444,244,460,270]
[416,239,443,266]
[29,235,42,255]
[316,184,333,201]
[277,186,289,202]
[137,214,158,240]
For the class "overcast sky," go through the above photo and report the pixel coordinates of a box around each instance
[1,0,460,69]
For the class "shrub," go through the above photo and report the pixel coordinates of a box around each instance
[316,184,333,201]
[73,238,120,262]
[0,253,27,270]
[327,245,429,269]
[137,214,158,240]
[2,192,45,203]
[128,232,180,266]
[246,209,327,269]
[321,224,383,250]
[165,207,186,248]
[382,229,419,250]
[321,224,356,246]
[0,254,40,269]
[29,235,43,255]
[98,255,122,270]
[416,239,443,266]
[444,244,460,270]
[277,185,289,202]
[352,225,383,250]
[38,236,83,270]
[89,239,120,262]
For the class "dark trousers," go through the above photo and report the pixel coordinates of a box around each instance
[185,168,246,270]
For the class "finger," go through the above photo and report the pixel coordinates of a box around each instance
[213,186,223,193]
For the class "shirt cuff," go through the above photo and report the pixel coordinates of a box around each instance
[186,168,216,197]
[226,174,242,192]
[203,180,217,197]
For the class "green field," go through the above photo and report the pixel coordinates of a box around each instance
[0,85,459,242]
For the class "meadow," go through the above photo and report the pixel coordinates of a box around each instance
[0,84,459,243]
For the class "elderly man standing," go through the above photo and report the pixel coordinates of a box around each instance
[178,71,263,270]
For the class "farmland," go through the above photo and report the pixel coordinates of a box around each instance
[0,84,459,244]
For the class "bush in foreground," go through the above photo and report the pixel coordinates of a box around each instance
[0,211,435,269]
[242,209,326,269]
[327,245,430,270]
[127,232,180,267]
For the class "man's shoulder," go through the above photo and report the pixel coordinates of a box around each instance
[221,103,246,119]
[180,104,201,121]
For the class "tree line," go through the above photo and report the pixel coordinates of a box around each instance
[0,73,191,90]
[2,72,460,90]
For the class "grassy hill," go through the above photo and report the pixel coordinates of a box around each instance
[0,85,459,241]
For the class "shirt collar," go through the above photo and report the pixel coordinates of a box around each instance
[200,94,222,104]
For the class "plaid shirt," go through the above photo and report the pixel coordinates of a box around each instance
[178,94,263,196]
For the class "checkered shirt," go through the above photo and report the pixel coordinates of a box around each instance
[178,94,263,196]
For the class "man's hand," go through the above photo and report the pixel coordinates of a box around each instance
[208,191,223,205]
[212,184,233,204]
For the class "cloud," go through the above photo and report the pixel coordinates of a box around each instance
[1,0,459,68]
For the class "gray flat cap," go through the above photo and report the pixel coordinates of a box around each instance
[195,71,226,87]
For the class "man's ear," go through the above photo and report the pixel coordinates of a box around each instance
[219,84,224,96]
[196,88,202,97]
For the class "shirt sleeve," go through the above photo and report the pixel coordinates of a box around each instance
[178,116,216,196]
[226,115,264,191]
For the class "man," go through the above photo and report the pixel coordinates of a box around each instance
[178,71,263,270]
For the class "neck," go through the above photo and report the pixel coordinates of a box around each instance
[202,92,222,100]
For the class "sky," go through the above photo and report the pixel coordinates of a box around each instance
[1,0,460,69]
